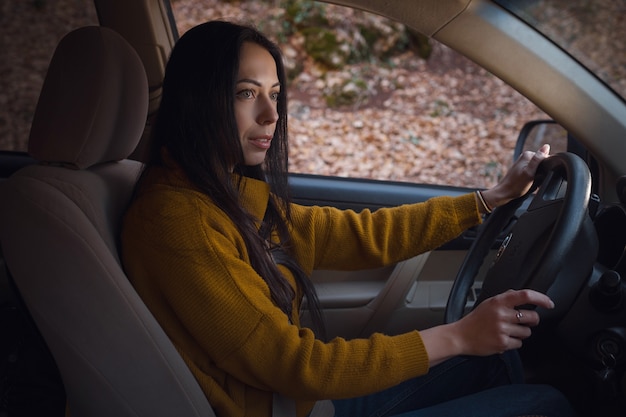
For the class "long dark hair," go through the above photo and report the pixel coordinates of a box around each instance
[144,21,325,337]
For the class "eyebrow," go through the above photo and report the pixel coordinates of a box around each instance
[236,78,281,88]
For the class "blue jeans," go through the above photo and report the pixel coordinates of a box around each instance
[332,352,576,417]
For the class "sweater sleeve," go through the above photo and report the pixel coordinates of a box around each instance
[289,193,481,273]
[122,186,430,401]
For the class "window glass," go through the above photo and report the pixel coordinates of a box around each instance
[171,0,548,189]
[0,0,98,153]
[2,0,548,190]
[496,0,626,103]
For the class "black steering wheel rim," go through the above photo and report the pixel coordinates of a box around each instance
[444,152,592,324]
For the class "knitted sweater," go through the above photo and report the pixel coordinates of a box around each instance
[121,165,482,417]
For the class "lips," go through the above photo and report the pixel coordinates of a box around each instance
[249,135,272,149]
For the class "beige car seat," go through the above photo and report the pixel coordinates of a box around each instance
[0,26,215,417]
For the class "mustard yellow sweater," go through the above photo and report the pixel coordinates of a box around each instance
[121,166,482,417]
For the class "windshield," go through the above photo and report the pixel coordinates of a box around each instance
[495,0,626,102]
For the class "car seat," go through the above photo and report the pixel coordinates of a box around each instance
[0,26,215,417]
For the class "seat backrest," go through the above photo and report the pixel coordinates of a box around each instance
[0,26,215,417]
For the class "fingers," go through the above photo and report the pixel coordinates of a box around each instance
[485,145,552,207]
[519,144,551,163]
[459,289,553,355]
[497,290,552,342]
[529,143,550,158]
[501,288,555,310]
[525,144,551,171]
[507,318,533,339]
[512,308,540,327]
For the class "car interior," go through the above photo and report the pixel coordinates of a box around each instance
[1,0,625,416]
[1,25,215,417]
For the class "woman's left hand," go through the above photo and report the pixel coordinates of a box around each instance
[481,144,550,210]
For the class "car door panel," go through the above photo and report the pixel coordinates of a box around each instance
[290,173,480,337]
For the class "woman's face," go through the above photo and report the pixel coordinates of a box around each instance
[234,42,280,166]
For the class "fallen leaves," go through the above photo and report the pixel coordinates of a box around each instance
[286,46,546,188]
[169,0,549,188]
[0,0,550,190]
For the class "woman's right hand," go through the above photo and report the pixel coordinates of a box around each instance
[420,289,554,366]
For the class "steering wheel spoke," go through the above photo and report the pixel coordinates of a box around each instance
[480,199,562,303]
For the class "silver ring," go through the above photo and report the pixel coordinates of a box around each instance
[515,310,523,323]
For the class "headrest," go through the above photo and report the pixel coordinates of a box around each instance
[28,26,149,169]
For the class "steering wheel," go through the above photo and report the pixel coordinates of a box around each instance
[444,152,593,324]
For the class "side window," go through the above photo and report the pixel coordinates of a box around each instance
[1,0,549,190]
[0,1,98,153]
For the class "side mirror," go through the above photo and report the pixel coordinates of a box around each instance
[513,120,568,161]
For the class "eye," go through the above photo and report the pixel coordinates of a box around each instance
[270,91,280,102]
[236,89,255,100]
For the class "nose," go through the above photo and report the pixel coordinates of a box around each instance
[256,95,279,125]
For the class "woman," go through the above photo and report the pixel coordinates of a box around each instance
[122,20,575,417]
